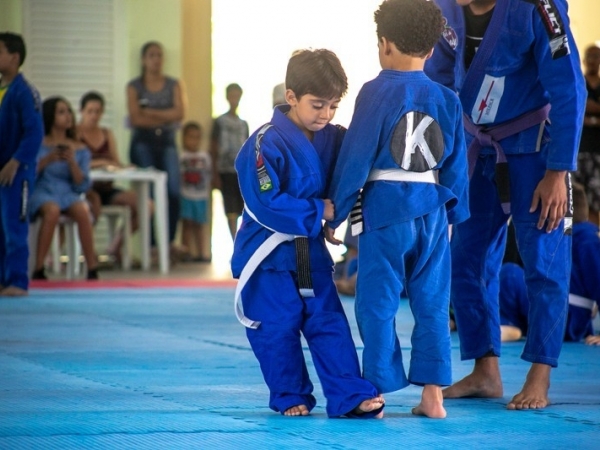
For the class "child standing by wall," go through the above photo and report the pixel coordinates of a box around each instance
[180,121,212,262]
[326,0,469,418]
[232,49,384,418]
[0,32,44,296]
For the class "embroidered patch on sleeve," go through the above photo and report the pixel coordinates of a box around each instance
[254,124,273,193]
[531,0,570,59]
[442,17,458,50]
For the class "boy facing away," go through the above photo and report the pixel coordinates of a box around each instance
[232,49,384,418]
[180,121,212,262]
[0,32,43,296]
[326,0,469,418]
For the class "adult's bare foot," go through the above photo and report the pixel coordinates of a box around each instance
[283,404,310,416]
[507,363,550,410]
[352,395,385,419]
[0,286,28,297]
[443,356,503,399]
[412,385,446,418]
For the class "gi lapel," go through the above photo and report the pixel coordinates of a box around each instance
[460,0,510,125]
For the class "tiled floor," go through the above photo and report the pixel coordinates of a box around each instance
[1,284,599,449]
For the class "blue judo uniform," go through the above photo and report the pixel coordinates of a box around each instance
[0,73,43,290]
[425,0,586,367]
[328,70,469,393]
[500,222,600,341]
[232,105,381,417]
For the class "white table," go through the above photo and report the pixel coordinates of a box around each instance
[90,168,169,274]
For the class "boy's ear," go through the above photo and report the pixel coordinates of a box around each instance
[285,89,297,105]
[380,37,393,56]
[424,48,434,60]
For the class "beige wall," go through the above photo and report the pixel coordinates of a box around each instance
[182,0,212,141]
[0,0,22,32]
[570,1,600,55]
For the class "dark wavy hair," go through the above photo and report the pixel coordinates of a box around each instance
[285,48,348,100]
[80,91,105,110]
[374,0,444,57]
[42,96,76,138]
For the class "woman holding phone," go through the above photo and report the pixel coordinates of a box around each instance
[29,96,99,280]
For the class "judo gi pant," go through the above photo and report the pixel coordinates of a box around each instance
[0,168,33,290]
[452,153,570,367]
[356,207,452,393]
[242,268,380,417]
[500,263,594,342]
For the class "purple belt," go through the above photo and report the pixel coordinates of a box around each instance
[463,104,551,214]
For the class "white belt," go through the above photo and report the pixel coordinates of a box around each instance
[367,168,438,184]
[235,232,295,329]
[568,293,596,310]
[234,206,316,329]
[350,168,438,236]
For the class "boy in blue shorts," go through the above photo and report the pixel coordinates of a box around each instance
[0,32,43,296]
[326,0,469,418]
[232,49,384,418]
[180,121,212,262]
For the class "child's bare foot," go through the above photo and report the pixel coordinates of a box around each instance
[352,395,385,418]
[412,385,446,418]
[283,404,310,416]
[443,356,503,398]
[507,363,550,410]
[0,286,28,297]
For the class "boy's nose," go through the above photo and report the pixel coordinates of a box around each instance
[322,108,335,120]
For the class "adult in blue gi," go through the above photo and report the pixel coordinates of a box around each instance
[232,49,384,419]
[326,0,469,419]
[0,33,43,296]
[499,184,600,345]
[424,0,586,409]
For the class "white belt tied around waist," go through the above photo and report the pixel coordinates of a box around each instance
[350,168,439,236]
[367,168,438,184]
[234,207,316,328]
[234,232,295,329]
[568,293,596,310]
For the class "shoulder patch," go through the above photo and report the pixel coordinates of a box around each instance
[254,124,273,193]
[391,111,444,172]
[442,17,458,50]
[531,0,570,59]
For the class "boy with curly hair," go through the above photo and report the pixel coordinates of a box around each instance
[326,0,469,418]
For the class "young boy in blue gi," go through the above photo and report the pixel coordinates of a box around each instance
[499,183,600,345]
[326,0,469,418]
[424,0,586,409]
[232,49,384,418]
[0,32,43,297]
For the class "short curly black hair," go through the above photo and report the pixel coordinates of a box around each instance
[285,49,348,100]
[374,0,444,58]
